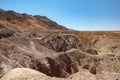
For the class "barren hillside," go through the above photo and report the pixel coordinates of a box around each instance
[0,9,67,31]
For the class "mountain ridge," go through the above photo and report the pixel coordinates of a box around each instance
[0,9,67,32]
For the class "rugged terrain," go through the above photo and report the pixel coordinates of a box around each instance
[0,9,120,80]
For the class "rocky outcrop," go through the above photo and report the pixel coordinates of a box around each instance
[65,49,100,74]
[0,26,15,38]
[40,33,93,52]
[40,33,81,52]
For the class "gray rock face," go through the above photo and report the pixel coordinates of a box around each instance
[40,33,92,52]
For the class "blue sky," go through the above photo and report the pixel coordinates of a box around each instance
[0,0,120,30]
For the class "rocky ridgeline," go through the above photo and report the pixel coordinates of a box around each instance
[0,9,67,31]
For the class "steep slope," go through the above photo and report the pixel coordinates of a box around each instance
[0,9,67,31]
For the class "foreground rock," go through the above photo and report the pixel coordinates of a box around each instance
[1,68,120,80]
[0,68,65,80]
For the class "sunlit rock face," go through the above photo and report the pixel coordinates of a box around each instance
[1,68,120,80]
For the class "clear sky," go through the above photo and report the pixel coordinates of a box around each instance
[0,0,120,30]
